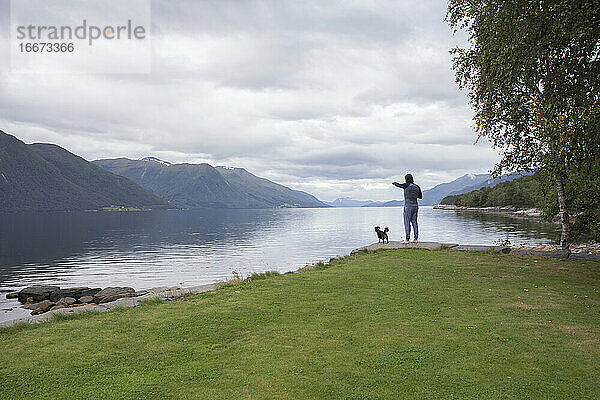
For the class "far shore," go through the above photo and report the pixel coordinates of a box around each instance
[432,204,556,223]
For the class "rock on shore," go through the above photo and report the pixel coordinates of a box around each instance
[17,285,60,303]
[93,287,135,304]
[7,285,142,316]
[48,287,101,302]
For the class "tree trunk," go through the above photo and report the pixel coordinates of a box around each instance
[556,175,570,249]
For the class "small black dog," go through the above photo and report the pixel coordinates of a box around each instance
[374,226,389,243]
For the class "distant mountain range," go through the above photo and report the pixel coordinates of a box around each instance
[325,198,376,207]
[94,157,327,209]
[0,131,168,212]
[324,198,404,207]
[326,172,530,208]
[365,200,405,207]
[1,128,529,212]
[0,130,326,212]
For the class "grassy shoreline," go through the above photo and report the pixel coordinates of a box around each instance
[1,249,599,399]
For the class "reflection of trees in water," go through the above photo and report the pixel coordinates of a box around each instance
[453,211,560,242]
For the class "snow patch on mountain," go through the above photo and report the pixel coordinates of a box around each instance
[141,157,171,166]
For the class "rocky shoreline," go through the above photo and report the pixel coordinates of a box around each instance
[1,284,216,328]
[433,205,599,255]
[353,241,600,258]
[6,285,149,316]
[433,204,546,220]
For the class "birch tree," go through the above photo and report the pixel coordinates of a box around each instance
[446,0,600,247]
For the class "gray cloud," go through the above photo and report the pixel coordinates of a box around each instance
[0,0,497,201]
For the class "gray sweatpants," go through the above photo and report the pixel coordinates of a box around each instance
[403,205,418,240]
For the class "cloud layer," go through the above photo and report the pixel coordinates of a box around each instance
[0,0,497,201]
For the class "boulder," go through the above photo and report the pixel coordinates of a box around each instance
[93,287,135,304]
[61,297,77,305]
[5,292,19,299]
[79,295,95,303]
[80,288,102,298]
[29,300,55,314]
[23,302,38,310]
[49,287,100,302]
[17,285,60,303]
[53,297,73,308]
[49,303,67,311]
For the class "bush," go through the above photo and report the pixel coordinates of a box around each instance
[247,270,280,281]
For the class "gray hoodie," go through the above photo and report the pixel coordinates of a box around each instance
[393,182,422,206]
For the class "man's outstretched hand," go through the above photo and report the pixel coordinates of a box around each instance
[392,182,400,187]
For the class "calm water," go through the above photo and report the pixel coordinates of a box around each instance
[0,207,558,321]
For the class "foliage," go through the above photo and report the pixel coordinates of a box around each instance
[1,250,599,399]
[439,194,459,205]
[538,163,600,242]
[446,0,600,245]
[441,175,541,208]
[447,0,600,175]
[441,170,599,241]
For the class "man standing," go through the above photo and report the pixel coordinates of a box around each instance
[392,174,422,243]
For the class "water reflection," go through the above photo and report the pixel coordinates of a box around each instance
[0,207,559,321]
[450,210,559,244]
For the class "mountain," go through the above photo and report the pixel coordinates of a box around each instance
[140,156,171,166]
[93,158,328,209]
[363,200,404,207]
[0,131,170,212]
[325,198,404,207]
[325,198,377,207]
[325,172,530,208]
[214,166,326,208]
[420,172,531,205]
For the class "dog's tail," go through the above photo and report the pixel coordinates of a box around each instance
[384,227,389,232]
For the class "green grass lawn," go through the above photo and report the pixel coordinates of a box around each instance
[1,249,599,399]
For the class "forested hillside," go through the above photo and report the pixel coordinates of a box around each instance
[440,176,540,208]
[94,158,327,209]
[0,131,169,212]
[441,170,599,242]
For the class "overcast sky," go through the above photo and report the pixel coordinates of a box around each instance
[0,0,498,201]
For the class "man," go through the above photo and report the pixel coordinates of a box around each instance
[392,174,422,243]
